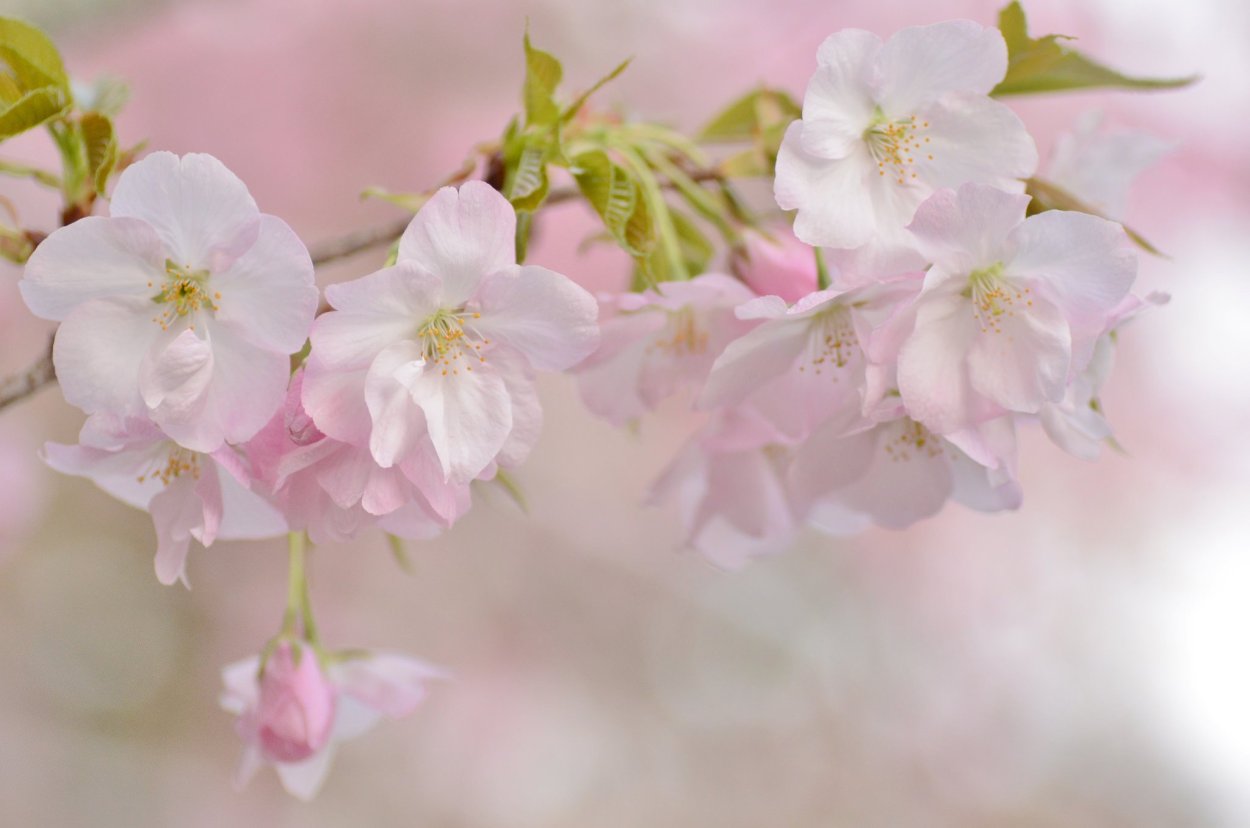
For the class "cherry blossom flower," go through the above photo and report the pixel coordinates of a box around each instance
[246,371,468,545]
[896,183,1136,435]
[1047,111,1173,221]
[649,407,799,569]
[43,417,286,586]
[303,181,598,485]
[573,273,756,425]
[774,21,1037,248]
[699,279,922,444]
[790,415,1022,531]
[221,648,446,800]
[20,152,318,452]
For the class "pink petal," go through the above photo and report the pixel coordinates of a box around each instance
[408,361,513,484]
[966,285,1071,413]
[878,21,1007,114]
[52,296,159,421]
[472,264,600,372]
[397,181,516,307]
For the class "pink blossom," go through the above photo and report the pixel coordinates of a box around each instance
[221,648,446,800]
[246,371,468,544]
[699,279,922,444]
[20,152,319,452]
[303,181,598,485]
[790,415,1022,531]
[896,183,1136,435]
[1047,111,1173,221]
[573,273,756,425]
[733,229,817,303]
[43,417,286,586]
[255,642,336,763]
[774,21,1037,248]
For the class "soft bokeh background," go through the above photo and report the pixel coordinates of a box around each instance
[1,0,1246,824]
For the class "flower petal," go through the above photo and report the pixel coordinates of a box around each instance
[775,121,877,249]
[906,183,1029,273]
[397,181,516,306]
[878,21,1007,114]
[698,317,808,410]
[914,94,1038,192]
[966,285,1072,413]
[364,341,427,469]
[471,264,600,372]
[52,296,159,421]
[149,475,201,587]
[802,29,881,159]
[335,652,446,720]
[407,361,513,484]
[897,289,983,434]
[212,215,318,354]
[110,151,260,270]
[20,217,164,320]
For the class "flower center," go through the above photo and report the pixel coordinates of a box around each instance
[797,305,859,377]
[882,420,943,463]
[650,307,708,356]
[864,108,932,186]
[416,307,487,377]
[150,259,219,331]
[962,263,1033,334]
[136,445,201,486]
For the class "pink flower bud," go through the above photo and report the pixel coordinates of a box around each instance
[257,642,337,763]
[735,229,818,304]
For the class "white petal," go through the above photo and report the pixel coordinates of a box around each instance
[364,341,427,469]
[211,215,318,354]
[323,261,443,316]
[494,355,542,469]
[966,287,1071,413]
[20,217,164,320]
[110,151,260,270]
[52,297,159,420]
[774,121,877,249]
[896,290,982,434]
[840,420,953,528]
[274,746,337,802]
[407,361,513,484]
[906,183,1029,273]
[878,21,1007,114]
[471,264,600,371]
[397,181,516,306]
[914,94,1038,191]
[1007,210,1136,326]
[149,476,201,587]
[802,29,881,159]
[698,317,808,410]
[139,328,215,417]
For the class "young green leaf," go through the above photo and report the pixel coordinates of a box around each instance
[0,85,68,140]
[80,111,117,195]
[699,88,800,143]
[561,56,631,124]
[992,2,1197,96]
[0,16,70,94]
[522,28,563,127]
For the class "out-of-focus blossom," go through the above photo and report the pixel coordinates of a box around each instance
[1047,111,1174,221]
[774,21,1037,249]
[43,418,286,586]
[254,642,337,764]
[699,280,921,443]
[221,647,446,801]
[733,229,817,303]
[20,152,318,452]
[303,182,598,485]
[246,371,466,545]
[573,273,755,425]
[897,183,1136,435]
[791,415,1022,531]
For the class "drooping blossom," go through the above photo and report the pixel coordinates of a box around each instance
[790,414,1022,531]
[896,183,1136,435]
[1046,111,1173,221]
[649,406,800,569]
[246,370,469,545]
[573,273,756,425]
[699,278,922,444]
[1039,292,1168,460]
[253,641,337,764]
[774,20,1037,248]
[20,152,318,452]
[303,181,598,485]
[43,417,286,586]
[221,647,446,800]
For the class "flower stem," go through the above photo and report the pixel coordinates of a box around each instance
[283,531,319,644]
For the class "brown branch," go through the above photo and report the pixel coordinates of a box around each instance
[0,167,727,413]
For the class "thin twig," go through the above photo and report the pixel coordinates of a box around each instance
[0,336,55,413]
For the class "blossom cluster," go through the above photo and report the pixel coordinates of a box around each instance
[573,21,1166,567]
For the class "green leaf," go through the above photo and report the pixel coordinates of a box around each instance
[80,111,117,195]
[385,534,414,574]
[572,149,655,259]
[0,16,70,95]
[561,57,631,124]
[699,88,800,143]
[505,140,550,211]
[0,85,68,140]
[992,2,1197,96]
[1025,176,1164,256]
[522,28,563,127]
[361,186,429,212]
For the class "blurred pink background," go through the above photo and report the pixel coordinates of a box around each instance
[2,0,1246,824]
